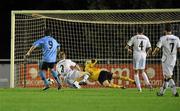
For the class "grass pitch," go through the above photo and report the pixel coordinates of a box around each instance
[0,88,180,111]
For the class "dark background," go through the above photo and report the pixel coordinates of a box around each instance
[0,0,180,59]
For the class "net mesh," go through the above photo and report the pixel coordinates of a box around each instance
[13,10,180,88]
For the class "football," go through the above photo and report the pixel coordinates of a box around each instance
[47,78,54,85]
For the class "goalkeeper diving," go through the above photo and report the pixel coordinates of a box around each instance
[83,59,135,88]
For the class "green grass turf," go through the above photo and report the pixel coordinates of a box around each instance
[0,88,180,111]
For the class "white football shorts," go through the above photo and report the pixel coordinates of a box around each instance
[133,53,146,70]
[161,56,176,77]
[64,70,81,85]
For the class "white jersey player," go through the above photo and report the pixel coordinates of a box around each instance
[152,24,180,97]
[125,26,152,92]
[56,52,89,89]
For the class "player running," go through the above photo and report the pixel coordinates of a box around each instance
[125,26,153,92]
[56,51,90,89]
[25,29,61,90]
[152,24,179,97]
[84,59,135,88]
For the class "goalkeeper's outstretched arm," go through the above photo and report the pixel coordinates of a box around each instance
[90,59,97,67]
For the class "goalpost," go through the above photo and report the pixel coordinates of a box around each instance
[11,9,180,88]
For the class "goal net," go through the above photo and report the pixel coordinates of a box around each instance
[11,9,180,88]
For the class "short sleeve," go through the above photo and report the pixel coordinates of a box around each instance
[177,38,180,48]
[146,38,151,48]
[68,60,76,66]
[127,36,134,46]
[156,37,163,48]
[33,38,43,47]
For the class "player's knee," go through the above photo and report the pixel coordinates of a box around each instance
[164,76,172,81]
[41,76,46,80]
[50,69,56,72]
[170,84,176,88]
[51,69,58,76]
[164,75,172,79]
[39,71,46,80]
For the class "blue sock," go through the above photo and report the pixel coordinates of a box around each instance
[39,71,49,86]
[51,69,61,84]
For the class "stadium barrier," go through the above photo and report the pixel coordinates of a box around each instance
[18,63,163,88]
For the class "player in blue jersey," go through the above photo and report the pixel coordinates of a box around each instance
[25,29,61,90]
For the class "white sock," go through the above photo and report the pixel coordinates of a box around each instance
[142,72,150,85]
[134,74,141,91]
[81,74,89,82]
[169,79,177,95]
[73,81,81,89]
[160,81,169,94]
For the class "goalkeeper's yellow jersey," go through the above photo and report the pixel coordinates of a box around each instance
[84,60,101,81]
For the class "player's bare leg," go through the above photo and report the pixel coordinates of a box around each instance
[110,83,125,89]
[157,78,169,96]
[117,76,135,83]
[51,69,62,90]
[157,74,179,97]
[134,70,142,92]
[102,80,125,89]
[167,75,179,97]
[142,71,153,90]
[39,70,50,91]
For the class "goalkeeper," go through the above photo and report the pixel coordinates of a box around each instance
[83,59,135,88]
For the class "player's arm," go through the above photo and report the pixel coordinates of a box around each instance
[152,37,163,56]
[125,45,132,54]
[57,48,62,60]
[177,39,180,53]
[57,47,61,54]
[90,59,97,67]
[152,47,160,56]
[70,64,81,71]
[24,45,37,59]
[84,63,92,75]
[125,37,134,54]
[69,59,81,71]
[146,47,152,57]
[25,38,42,59]
[75,64,81,71]
[56,43,61,59]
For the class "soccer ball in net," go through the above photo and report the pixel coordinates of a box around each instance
[47,78,54,85]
